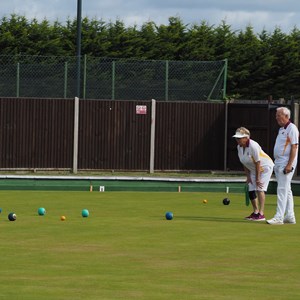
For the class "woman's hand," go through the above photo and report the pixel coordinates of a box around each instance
[256,180,263,189]
[246,175,252,184]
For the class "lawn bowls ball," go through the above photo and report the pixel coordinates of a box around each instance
[61,216,66,221]
[165,212,173,220]
[82,209,89,217]
[8,212,17,221]
[223,198,230,205]
[38,207,46,216]
[203,199,208,204]
[0,208,2,213]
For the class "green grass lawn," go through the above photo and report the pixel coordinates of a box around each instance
[0,191,299,299]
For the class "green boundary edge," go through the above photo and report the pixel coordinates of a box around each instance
[0,178,289,195]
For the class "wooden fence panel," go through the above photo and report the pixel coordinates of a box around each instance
[0,97,74,169]
[155,102,225,170]
[78,100,151,170]
[0,98,297,174]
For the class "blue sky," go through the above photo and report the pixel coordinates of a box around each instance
[2,0,300,33]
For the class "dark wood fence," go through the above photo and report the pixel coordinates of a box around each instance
[154,102,225,170]
[78,100,151,170]
[0,98,74,168]
[0,97,297,174]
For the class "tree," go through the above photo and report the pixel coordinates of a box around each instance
[272,27,300,99]
[229,26,273,99]
[155,16,188,60]
[0,13,300,99]
[106,19,129,58]
[81,17,110,57]
[0,14,31,55]
[266,27,296,99]
[58,18,77,55]
[139,21,159,59]
[212,21,237,97]
[185,21,216,61]
[26,19,64,56]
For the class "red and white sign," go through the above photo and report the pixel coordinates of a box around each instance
[136,105,147,115]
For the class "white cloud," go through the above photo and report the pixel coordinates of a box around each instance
[218,10,299,32]
[1,0,300,33]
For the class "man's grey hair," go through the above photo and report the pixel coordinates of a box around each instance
[277,107,291,118]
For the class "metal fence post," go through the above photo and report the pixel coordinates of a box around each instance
[64,61,68,98]
[112,61,115,100]
[83,54,87,99]
[207,59,227,101]
[165,60,169,101]
[223,59,228,100]
[76,0,82,98]
[16,62,20,97]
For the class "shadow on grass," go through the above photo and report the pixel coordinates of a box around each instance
[174,216,263,224]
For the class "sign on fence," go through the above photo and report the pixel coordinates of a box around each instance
[136,105,147,115]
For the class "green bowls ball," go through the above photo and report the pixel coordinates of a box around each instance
[38,207,46,216]
[82,209,89,218]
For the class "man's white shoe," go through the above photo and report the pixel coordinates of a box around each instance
[266,217,283,225]
[283,217,296,224]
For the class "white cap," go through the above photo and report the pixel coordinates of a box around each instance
[232,132,249,138]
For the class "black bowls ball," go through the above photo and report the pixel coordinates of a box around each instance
[223,198,230,205]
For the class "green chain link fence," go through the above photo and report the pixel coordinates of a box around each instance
[0,55,227,101]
